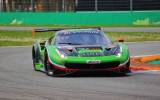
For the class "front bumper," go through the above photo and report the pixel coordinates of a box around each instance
[48,57,130,74]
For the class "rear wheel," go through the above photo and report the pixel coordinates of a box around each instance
[32,48,39,71]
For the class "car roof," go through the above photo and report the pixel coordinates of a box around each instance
[56,29,101,35]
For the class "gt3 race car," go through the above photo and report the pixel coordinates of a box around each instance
[32,28,130,76]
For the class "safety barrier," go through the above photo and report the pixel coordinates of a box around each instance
[0,11,160,26]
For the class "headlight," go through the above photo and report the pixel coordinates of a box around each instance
[113,46,122,57]
[56,46,77,57]
[60,54,66,58]
[56,49,67,58]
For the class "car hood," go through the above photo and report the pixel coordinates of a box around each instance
[56,44,121,57]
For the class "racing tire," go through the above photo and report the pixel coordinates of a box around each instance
[32,47,39,71]
[121,59,131,74]
[44,50,57,77]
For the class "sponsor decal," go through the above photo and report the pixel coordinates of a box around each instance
[87,60,101,64]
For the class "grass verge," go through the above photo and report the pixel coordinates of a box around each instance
[0,30,160,46]
[107,32,160,42]
[0,40,33,46]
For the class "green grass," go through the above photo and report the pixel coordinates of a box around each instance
[0,30,53,40]
[0,30,160,46]
[0,40,33,46]
[107,32,160,42]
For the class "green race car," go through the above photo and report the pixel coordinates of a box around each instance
[32,28,130,76]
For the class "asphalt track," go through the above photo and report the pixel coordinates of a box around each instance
[0,26,160,32]
[0,42,160,100]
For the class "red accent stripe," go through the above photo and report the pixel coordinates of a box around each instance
[48,58,126,72]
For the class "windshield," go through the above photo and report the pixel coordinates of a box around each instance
[55,31,112,45]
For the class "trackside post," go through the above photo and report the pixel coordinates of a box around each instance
[32,28,36,39]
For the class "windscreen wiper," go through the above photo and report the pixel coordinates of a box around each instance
[59,42,82,45]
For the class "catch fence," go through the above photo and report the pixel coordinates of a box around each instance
[0,0,160,12]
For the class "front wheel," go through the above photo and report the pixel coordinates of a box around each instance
[122,59,131,73]
[44,50,60,77]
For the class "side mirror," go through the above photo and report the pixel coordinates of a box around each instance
[117,38,124,42]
